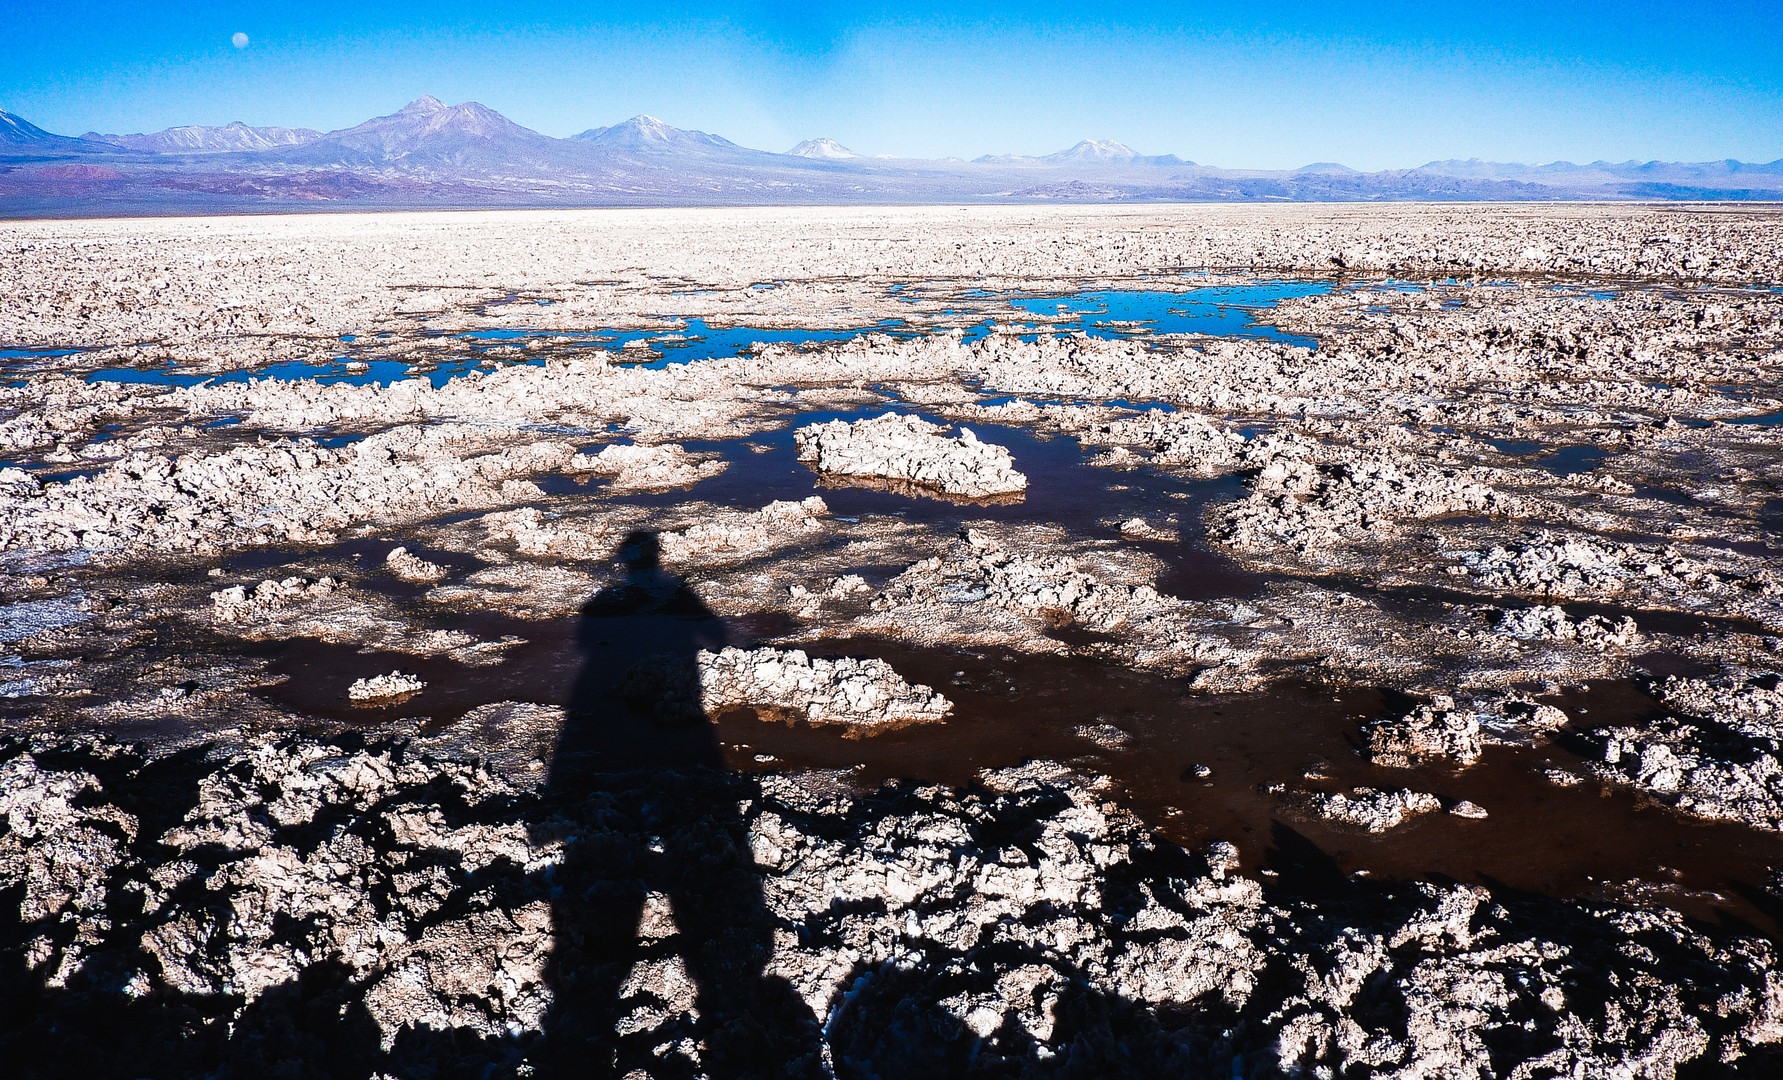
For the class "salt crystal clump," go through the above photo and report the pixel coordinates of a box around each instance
[1214,442,1515,554]
[1366,695,1484,769]
[1074,723,1133,750]
[1594,721,1783,828]
[659,497,828,563]
[1305,787,1442,832]
[787,570,872,616]
[1497,695,1571,733]
[480,507,611,559]
[385,547,448,583]
[698,646,952,733]
[1462,533,1632,597]
[862,528,1232,672]
[1494,605,1640,648]
[347,671,426,703]
[210,576,345,622]
[1118,517,1180,542]
[1658,674,1783,740]
[794,412,1026,498]
[1593,674,1783,829]
[0,467,42,498]
[1075,410,1248,474]
[567,442,726,492]
[877,528,1168,627]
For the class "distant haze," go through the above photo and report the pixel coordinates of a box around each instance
[3,97,1780,218]
[2,2,1779,171]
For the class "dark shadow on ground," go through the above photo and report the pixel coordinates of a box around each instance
[537,529,825,1078]
[0,742,389,1080]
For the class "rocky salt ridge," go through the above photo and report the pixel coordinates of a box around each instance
[1495,604,1641,647]
[1212,436,1523,559]
[698,646,953,731]
[385,545,448,582]
[1367,693,1572,769]
[794,412,1027,498]
[660,496,830,565]
[567,442,728,492]
[1298,786,1444,832]
[3,735,1781,1078]
[346,670,426,702]
[1366,695,1487,769]
[0,424,575,553]
[1592,673,1783,830]
[1071,408,1250,473]
[200,571,520,664]
[854,526,1232,673]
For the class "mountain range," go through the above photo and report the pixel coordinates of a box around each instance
[3,95,1780,217]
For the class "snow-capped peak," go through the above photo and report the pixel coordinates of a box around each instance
[787,138,859,159]
[1043,139,1141,164]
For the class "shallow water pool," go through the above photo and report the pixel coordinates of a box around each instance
[998,283,1327,347]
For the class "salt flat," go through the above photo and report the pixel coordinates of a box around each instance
[4,203,1783,1077]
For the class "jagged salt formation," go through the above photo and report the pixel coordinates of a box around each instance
[385,546,449,582]
[0,424,573,552]
[698,646,953,732]
[210,575,346,621]
[5,737,1778,1077]
[1071,409,1249,473]
[1660,674,1783,738]
[859,527,1232,672]
[1595,674,1783,829]
[567,442,727,492]
[347,671,426,702]
[1301,787,1443,832]
[1461,533,1639,597]
[1456,532,1783,630]
[1213,439,1520,559]
[1366,695,1485,769]
[204,570,509,663]
[659,497,829,565]
[794,412,1027,498]
[1495,604,1640,647]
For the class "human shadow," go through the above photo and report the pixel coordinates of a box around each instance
[540,530,824,1079]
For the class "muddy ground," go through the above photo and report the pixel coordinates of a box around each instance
[4,203,1783,1078]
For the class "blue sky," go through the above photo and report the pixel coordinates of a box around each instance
[3,1,1779,170]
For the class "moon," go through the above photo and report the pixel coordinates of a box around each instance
[232,32,250,49]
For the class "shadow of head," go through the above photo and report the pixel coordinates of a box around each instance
[618,528,661,573]
[562,529,730,751]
